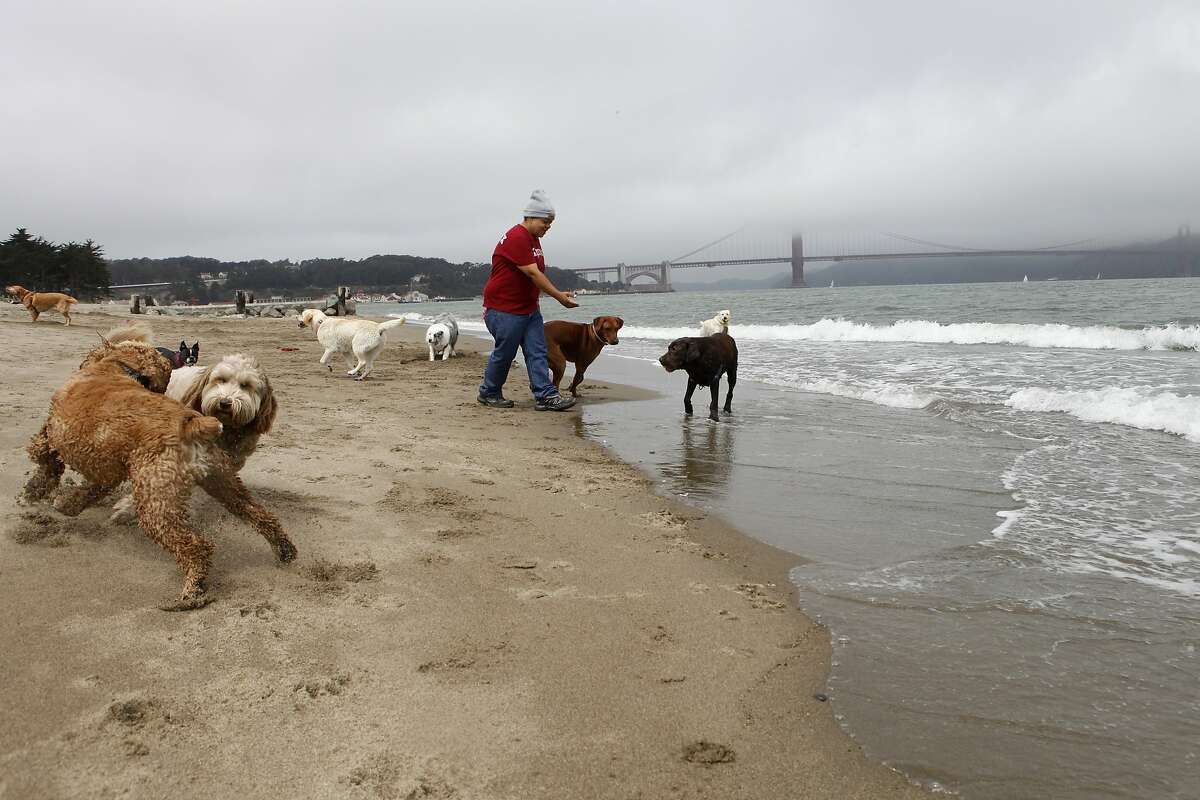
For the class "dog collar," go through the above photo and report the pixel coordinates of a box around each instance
[119,362,153,389]
[590,323,610,346]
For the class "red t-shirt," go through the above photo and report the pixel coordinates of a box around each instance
[483,224,544,314]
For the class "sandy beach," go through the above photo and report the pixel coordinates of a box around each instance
[0,304,929,799]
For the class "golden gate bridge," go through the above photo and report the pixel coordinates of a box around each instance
[567,226,1196,290]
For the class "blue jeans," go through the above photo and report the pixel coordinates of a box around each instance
[479,307,556,400]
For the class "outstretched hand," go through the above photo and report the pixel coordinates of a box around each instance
[558,291,579,309]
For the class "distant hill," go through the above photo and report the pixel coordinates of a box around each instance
[107,253,590,303]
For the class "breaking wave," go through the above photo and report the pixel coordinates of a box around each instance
[1006,387,1200,442]
[621,319,1200,351]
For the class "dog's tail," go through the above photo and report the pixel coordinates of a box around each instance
[181,413,223,444]
[379,317,406,333]
[104,321,153,345]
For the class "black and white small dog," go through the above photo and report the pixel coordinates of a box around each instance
[156,341,200,370]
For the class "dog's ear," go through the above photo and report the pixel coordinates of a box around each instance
[613,317,624,330]
[179,340,187,352]
[190,342,200,361]
[177,366,212,411]
[686,340,701,362]
[251,376,277,435]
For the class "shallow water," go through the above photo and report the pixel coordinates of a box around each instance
[384,278,1200,799]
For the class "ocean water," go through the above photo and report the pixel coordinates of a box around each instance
[383,278,1200,799]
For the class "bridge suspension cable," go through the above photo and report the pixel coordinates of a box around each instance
[671,228,743,263]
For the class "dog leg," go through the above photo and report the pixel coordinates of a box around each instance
[724,368,736,414]
[442,346,452,361]
[319,348,336,372]
[20,425,64,503]
[29,308,39,323]
[355,350,377,380]
[131,466,214,611]
[53,482,113,516]
[199,472,297,564]
[428,344,435,362]
[568,355,595,397]
[109,490,137,525]
[683,379,697,416]
[708,381,720,422]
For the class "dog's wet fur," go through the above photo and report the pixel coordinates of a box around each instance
[658,333,738,421]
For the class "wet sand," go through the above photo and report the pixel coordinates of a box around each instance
[0,304,929,799]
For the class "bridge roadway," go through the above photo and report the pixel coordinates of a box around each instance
[572,247,1175,273]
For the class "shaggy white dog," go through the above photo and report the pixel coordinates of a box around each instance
[425,313,459,361]
[298,308,406,380]
[110,352,277,524]
[699,309,731,336]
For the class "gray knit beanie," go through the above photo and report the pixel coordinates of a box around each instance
[522,189,555,219]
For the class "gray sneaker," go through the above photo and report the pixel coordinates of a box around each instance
[477,394,515,409]
[535,393,576,412]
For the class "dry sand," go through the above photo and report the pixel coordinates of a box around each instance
[0,304,930,799]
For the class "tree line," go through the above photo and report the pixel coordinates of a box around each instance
[107,252,593,304]
[0,228,112,299]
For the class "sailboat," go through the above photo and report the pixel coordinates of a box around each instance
[1022,274,1029,283]
[829,279,835,288]
[1096,272,1101,280]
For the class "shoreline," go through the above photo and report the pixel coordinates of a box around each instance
[0,306,930,798]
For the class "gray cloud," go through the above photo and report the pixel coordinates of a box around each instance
[3,1,1197,271]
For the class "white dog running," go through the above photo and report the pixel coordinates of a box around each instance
[699,309,731,336]
[298,309,406,380]
[425,313,459,361]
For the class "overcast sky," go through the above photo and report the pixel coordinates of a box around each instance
[3,1,1198,273]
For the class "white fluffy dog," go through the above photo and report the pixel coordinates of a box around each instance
[298,308,406,380]
[110,352,277,524]
[425,313,459,361]
[700,309,731,336]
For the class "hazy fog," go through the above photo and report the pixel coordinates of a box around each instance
[3,1,1197,270]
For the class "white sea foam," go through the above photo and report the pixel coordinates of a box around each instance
[790,379,934,409]
[620,319,1200,351]
[1006,387,1200,442]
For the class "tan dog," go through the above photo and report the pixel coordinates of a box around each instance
[544,315,623,397]
[21,337,296,610]
[6,284,78,325]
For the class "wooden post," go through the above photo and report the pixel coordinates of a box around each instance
[131,294,142,314]
[235,290,246,315]
[336,286,347,317]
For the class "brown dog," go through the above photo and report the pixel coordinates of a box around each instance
[21,337,296,610]
[6,284,78,325]
[544,315,623,397]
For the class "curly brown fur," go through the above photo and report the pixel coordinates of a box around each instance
[6,284,78,325]
[21,342,296,609]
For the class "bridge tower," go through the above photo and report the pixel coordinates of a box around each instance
[790,235,806,288]
[660,260,672,291]
[617,263,626,286]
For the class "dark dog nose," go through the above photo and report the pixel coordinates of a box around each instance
[219,399,232,409]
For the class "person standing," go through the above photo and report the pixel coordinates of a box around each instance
[477,189,579,411]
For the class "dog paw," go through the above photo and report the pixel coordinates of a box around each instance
[158,594,214,612]
[274,538,298,564]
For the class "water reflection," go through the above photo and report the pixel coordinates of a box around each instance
[660,419,734,498]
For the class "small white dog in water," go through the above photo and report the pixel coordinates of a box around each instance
[425,313,459,361]
[298,308,406,380]
[699,309,731,336]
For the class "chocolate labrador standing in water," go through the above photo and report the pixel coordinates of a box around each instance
[544,315,623,397]
[657,333,738,421]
